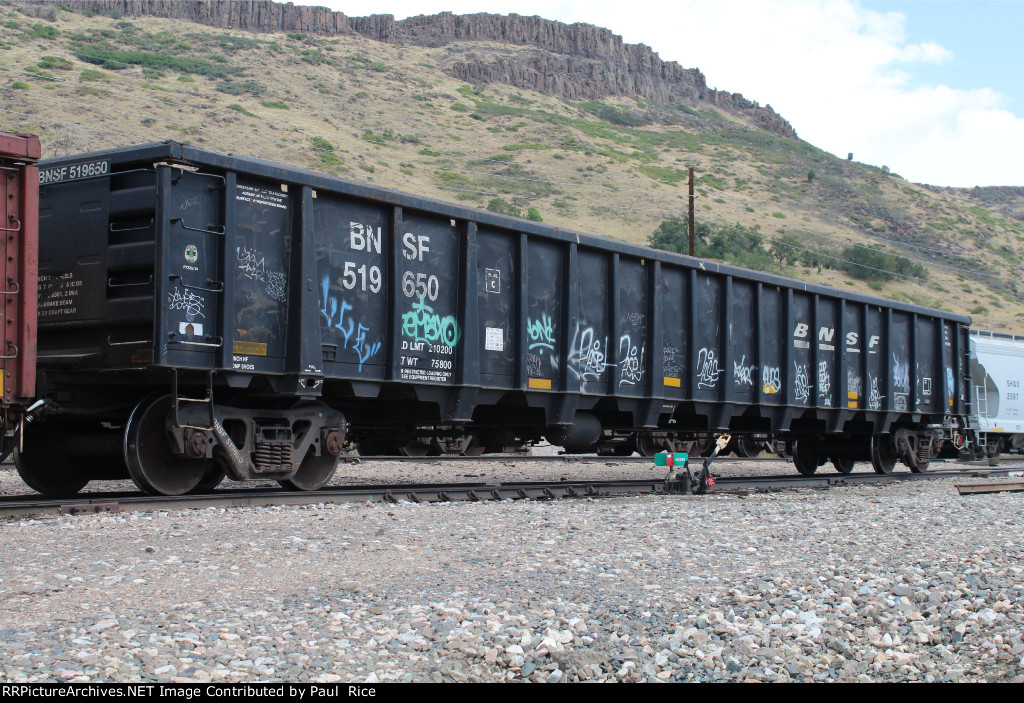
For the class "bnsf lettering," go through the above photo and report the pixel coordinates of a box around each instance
[39,167,67,184]
[794,323,809,338]
[869,335,880,349]
[818,327,835,342]
[349,222,382,253]
[846,332,859,346]
[402,233,430,261]
[38,160,109,184]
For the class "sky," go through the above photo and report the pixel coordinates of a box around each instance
[316,0,1024,188]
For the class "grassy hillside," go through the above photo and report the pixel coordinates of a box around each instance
[3,3,1024,329]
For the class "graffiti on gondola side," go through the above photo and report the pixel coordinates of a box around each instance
[168,288,205,321]
[663,345,682,377]
[892,353,910,411]
[618,334,645,386]
[794,362,813,403]
[320,275,383,370]
[762,365,781,394]
[734,355,757,386]
[892,354,910,393]
[868,375,884,410]
[848,370,862,397]
[818,361,832,405]
[527,353,544,378]
[402,297,462,347]
[352,324,382,370]
[568,326,612,383]
[237,246,266,281]
[696,348,721,390]
[625,311,645,328]
[265,271,287,303]
[238,246,287,302]
[527,314,556,355]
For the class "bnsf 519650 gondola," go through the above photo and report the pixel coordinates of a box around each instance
[18,142,972,495]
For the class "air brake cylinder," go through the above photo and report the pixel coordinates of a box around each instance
[545,412,601,450]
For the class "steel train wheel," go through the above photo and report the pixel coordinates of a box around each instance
[611,440,636,457]
[398,439,436,457]
[733,436,762,458]
[870,434,898,474]
[791,441,820,476]
[636,434,667,457]
[908,461,930,474]
[124,395,213,496]
[831,456,855,474]
[279,451,339,491]
[460,436,486,457]
[191,462,227,493]
[14,421,91,497]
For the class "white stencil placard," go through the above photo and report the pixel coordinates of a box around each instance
[485,327,504,351]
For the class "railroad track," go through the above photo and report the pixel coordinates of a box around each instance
[349,454,1024,468]
[0,465,1020,520]
[344,454,791,463]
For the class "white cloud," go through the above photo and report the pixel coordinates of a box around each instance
[897,41,952,64]
[321,0,1023,186]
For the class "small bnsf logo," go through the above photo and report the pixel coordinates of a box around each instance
[38,159,110,184]
[793,323,879,349]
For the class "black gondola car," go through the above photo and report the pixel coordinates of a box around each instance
[23,142,972,495]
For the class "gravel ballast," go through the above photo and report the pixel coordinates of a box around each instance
[0,460,1021,683]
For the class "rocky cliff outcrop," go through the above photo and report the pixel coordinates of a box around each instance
[52,0,797,138]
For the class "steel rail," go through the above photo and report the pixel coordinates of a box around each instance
[0,466,1018,519]
[344,454,790,464]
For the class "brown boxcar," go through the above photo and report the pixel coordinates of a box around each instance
[0,130,39,460]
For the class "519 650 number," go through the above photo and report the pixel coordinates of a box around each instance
[38,159,109,184]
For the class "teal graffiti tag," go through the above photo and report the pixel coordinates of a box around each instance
[402,297,461,346]
[527,313,555,355]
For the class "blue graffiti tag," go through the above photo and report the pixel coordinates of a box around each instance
[402,297,461,346]
[353,323,381,369]
[321,275,382,370]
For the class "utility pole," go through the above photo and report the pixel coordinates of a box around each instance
[688,167,695,257]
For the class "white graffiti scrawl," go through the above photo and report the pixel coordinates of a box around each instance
[265,271,287,303]
[663,345,681,377]
[762,365,781,394]
[618,335,645,386]
[238,246,287,303]
[237,246,266,281]
[168,288,205,321]
[847,370,862,399]
[868,374,885,410]
[568,327,613,383]
[818,361,831,404]
[734,355,757,386]
[696,348,721,390]
[794,362,813,403]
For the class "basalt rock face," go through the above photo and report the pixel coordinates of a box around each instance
[57,1,797,138]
